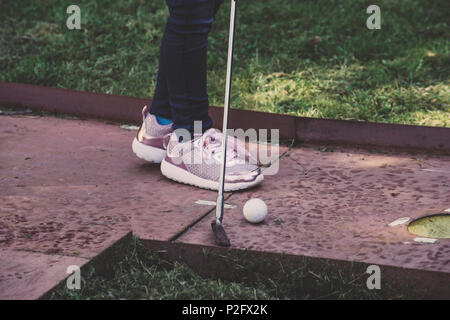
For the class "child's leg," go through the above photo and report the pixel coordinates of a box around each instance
[149,27,172,121]
[152,0,223,136]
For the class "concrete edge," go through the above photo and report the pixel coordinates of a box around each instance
[12,228,449,299]
[142,239,450,299]
[38,231,133,300]
[1,81,449,154]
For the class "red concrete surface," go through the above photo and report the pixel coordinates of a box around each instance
[0,248,88,300]
[178,145,450,275]
[1,114,449,299]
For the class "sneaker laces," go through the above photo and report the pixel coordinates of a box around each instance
[196,129,240,164]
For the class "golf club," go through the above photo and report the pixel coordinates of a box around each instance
[211,0,237,247]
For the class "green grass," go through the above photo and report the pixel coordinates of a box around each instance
[0,0,449,127]
[46,236,408,300]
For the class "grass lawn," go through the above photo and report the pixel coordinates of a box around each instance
[1,0,448,126]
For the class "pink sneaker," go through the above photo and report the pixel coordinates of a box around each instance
[160,129,264,191]
[132,106,173,163]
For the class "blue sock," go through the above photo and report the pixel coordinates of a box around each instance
[156,115,173,125]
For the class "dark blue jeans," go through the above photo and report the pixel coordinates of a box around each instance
[149,0,224,134]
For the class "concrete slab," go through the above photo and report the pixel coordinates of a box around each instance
[0,115,218,255]
[0,248,88,300]
[177,145,450,275]
[0,115,220,298]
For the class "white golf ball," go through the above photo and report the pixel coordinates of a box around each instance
[243,198,267,224]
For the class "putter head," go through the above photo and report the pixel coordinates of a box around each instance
[211,219,231,247]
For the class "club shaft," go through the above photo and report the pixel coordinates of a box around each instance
[216,0,237,222]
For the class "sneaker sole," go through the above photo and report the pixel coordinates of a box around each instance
[132,137,166,163]
[160,158,264,192]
